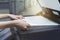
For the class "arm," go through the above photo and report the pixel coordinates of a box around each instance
[0,20,15,29]
[0,14,31,30]
[0,14,9,18]
[0,20,31,30]
[0,14,23,19]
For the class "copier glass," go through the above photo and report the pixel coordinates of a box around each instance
[16,16,60,40]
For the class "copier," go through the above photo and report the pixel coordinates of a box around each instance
[9,0,60,40]
[16,16,60,40]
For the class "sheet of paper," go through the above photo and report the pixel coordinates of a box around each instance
[22,16,58,26]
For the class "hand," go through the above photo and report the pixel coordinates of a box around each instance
[9,14,23,20]
[14,19,31,30]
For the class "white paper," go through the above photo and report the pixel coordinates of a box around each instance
[22,16,58,26]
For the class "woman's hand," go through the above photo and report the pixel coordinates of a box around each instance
[9,14,23,20]
[14,19,31,30]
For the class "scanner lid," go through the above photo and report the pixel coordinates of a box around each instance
[38,0,60,11]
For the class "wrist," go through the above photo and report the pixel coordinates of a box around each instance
[7,20,17,28]
[7,14,11,17]
[12,20,18,26]
[3,20,17,28]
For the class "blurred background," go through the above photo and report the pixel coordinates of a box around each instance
[0,0,9,14]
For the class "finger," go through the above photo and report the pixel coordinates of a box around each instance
[17,16,24,19]
[19,15,23,17]
[11,17,18,20]
[15,18,18,20]
[19,15,24,19]
[21,26,28,31]
[27,24,32,28]
[17,26,27,31]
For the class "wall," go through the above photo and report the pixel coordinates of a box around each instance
[0,0,9,9]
